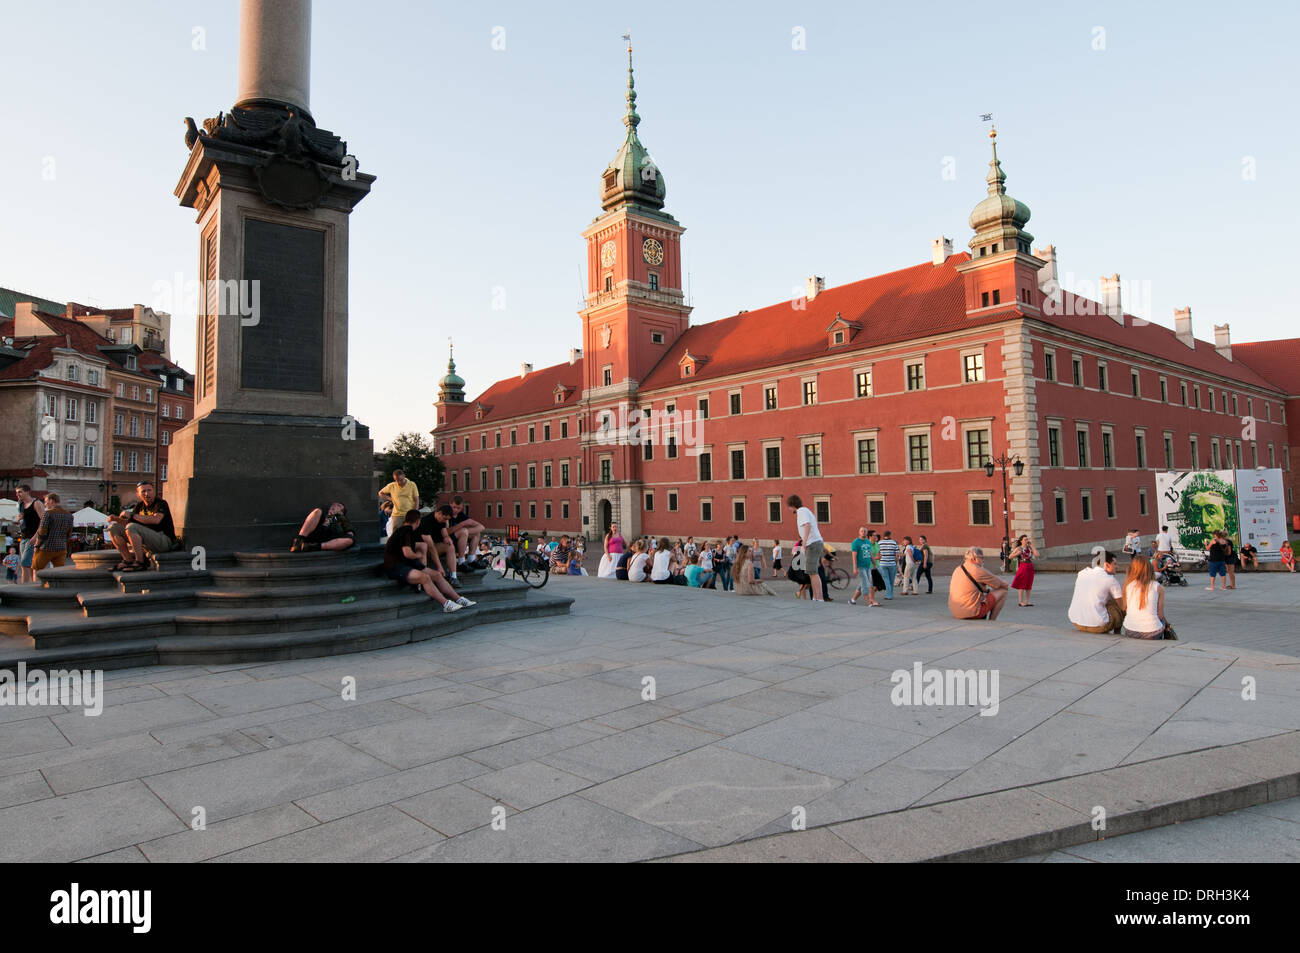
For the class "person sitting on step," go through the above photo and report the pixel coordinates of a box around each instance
[384,509,473,612]
[107,481,177,572]
[418,505,461,583]
[447,496,486,570]
[291,502,356,552]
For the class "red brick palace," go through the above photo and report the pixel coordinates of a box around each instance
[431,52,1293,556]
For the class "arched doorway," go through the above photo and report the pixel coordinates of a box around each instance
[599,499,613,538]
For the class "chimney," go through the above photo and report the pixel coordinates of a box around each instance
[931,237,953,266]
[1174,307,1195,348]
[1034,245,1059,294]
[569,347,582,366]
[1100,274,1123,325]
[520,362,533,379]
[1214,323,1232,361]
[13,302,47,339]
[805,276,825,301]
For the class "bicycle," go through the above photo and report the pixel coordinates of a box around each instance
[498,534,550,589]
[822,548,851,590]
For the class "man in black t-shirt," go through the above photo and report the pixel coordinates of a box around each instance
[107,481,176,571]
[418,506,460,583]
[385,509,472,611]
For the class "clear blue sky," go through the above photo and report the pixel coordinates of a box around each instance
[2,0,1296,449]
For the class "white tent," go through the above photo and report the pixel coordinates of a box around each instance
[0,498,20,524]
[73,507,110,528]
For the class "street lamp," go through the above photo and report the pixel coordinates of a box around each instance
[97,480,117,511]
[985,453,1024,566]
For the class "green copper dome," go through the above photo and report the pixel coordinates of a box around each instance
[968,129,1033,253]
[438,348,466,403]
[600,44,667,213]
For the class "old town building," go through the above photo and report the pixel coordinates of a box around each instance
[1,299,193,508]
[431,55,1292,556]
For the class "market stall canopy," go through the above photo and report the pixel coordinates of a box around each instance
[0,499,20,523]
[73,507,110,528]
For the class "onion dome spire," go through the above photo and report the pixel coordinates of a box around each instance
[599,33,667,213]
[968,127,1033,256]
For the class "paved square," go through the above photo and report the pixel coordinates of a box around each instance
[0,570,1296,862]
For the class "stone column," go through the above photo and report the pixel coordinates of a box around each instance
[168,0,378,551]
[236,0,312,115]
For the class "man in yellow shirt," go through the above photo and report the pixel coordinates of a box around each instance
[378,469,420,535]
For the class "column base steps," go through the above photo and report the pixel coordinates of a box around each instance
[0,546,571,670]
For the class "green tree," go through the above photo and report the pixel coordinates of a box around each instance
[381,432,445,504]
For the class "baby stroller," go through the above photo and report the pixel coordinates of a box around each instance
[1155,552,1187,587]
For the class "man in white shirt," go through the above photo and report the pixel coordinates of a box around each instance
[1155,525,1174,556]
[1068,551,1127,633]
[787,494,825,602]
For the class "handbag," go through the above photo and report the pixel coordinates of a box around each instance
[960,565,994,618]
[872,568,885,589]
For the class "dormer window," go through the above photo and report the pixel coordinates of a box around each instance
[679,349,706,378]
[824,313,861,349]
[603,170,618,192]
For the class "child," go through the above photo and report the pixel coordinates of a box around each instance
[1281,540,1295,573]
[3,545,19,584]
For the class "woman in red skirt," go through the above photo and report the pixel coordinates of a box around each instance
[1010,535,1039,607]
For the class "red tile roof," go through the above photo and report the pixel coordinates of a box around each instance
[0,341,58,381]
[640,255,1012,391]
[444,357,585,429]
[1233,339,1300,396]
[1036,292,1280,392]
[450,254,1292,424]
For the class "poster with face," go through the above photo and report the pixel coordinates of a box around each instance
[1156,470,1240,561]
[1235,468,1288,562]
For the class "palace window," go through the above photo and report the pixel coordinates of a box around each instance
[908,434,930,472]
[857,438,877,475]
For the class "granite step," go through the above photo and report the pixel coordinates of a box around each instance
[0,590,575,670]
[206,561,488,589]
[75,573,517,616]
[19,575,530,646]
[0,586,86,611]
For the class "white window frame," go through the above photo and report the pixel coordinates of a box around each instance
[968,491,993,527]
[960,348,986,383]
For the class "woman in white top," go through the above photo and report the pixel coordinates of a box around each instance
[1121,554,1166,639]
[652,536,686,584]
[771,540,783,578]
[627,540,652,583]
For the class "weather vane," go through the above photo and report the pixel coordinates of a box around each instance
[622,30,631,49]
[980,113,993,122]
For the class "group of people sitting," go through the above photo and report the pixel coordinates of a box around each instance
[593,525,776,595]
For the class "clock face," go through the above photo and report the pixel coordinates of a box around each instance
[600,240,617,268]
[642,237,664,266]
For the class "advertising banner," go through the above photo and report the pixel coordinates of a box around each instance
[1235,468,1288,562]
[1156,470,1240,561]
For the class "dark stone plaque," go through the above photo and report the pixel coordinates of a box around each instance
[240,219,325,392]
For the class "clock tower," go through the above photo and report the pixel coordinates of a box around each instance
[579,41,692,541]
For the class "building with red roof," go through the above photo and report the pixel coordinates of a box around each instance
[432,53,1293,556]
[1,297,195,510]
